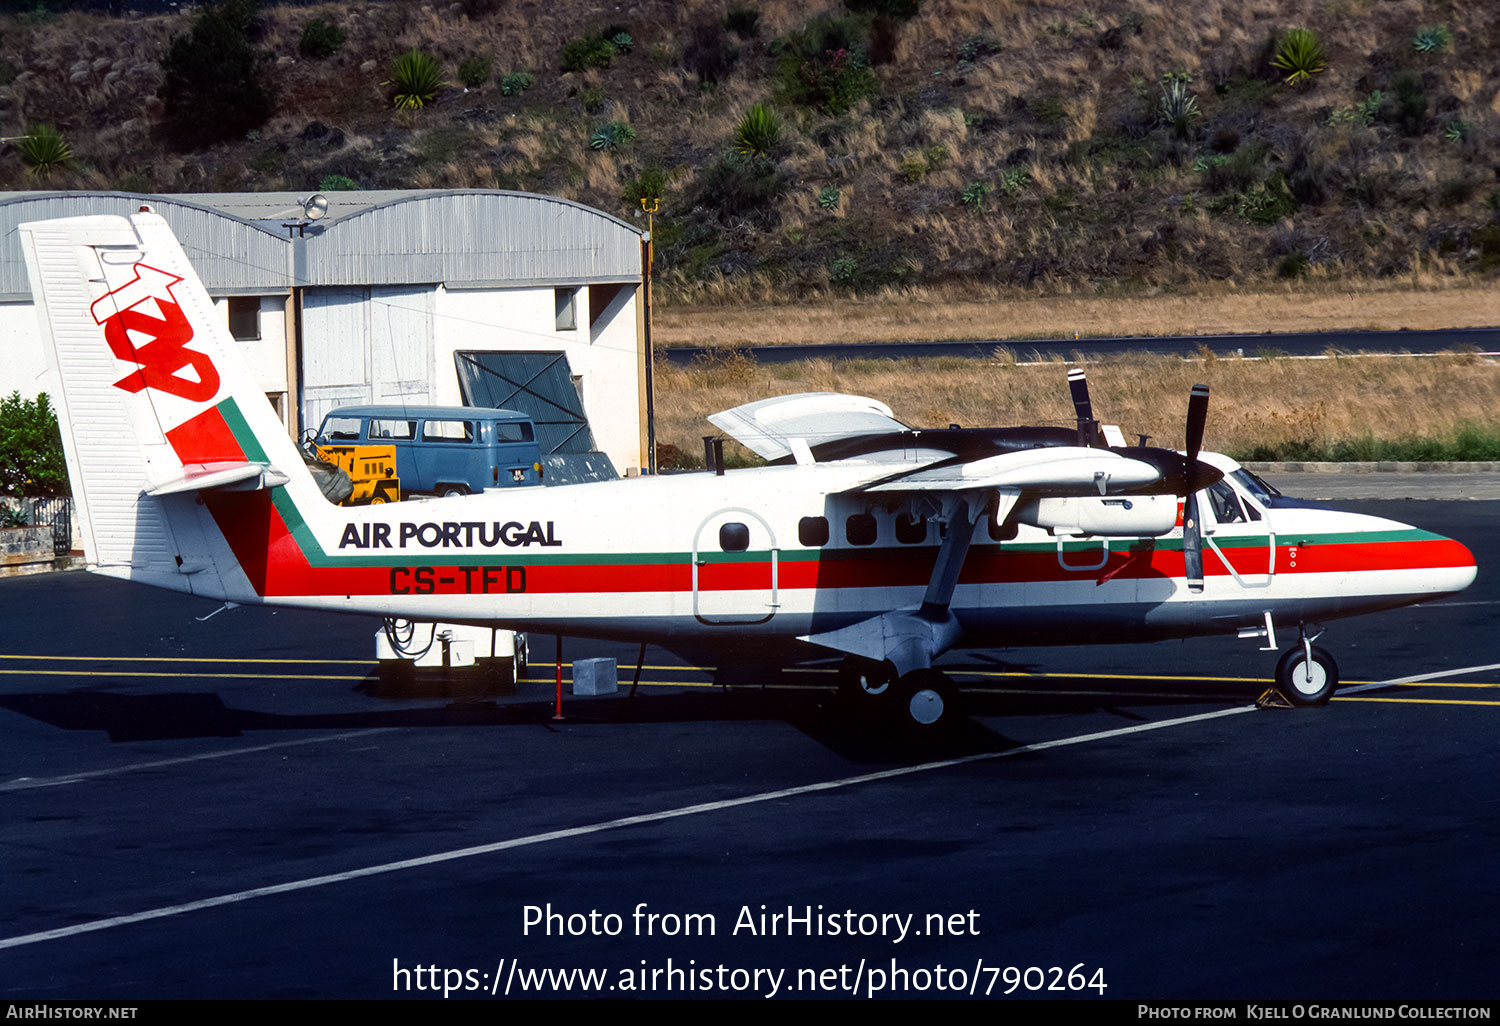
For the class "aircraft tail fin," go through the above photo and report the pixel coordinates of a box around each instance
[19,210,327,599]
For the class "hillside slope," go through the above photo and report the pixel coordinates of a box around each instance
[2,0,1496,301]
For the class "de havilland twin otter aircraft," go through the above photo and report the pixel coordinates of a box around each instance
[20,210,1478,728]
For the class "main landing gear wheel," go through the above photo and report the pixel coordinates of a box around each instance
[1275,645,1338,707]
[837,658,895,705]
[894,668,963,732]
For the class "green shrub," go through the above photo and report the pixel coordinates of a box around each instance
[817,186,841,210]
[734,104,782,159]
[298,17,345,59]
[999,167,1031,196]
[898,157,926,183]
[319,173,359,191]
[724,5,760,37]
[844,0,919,17]
[158,0,275,150]
[1387,72,1427,136]
[828,255,859,284]
[623,166,668,208]
[775,16,879,114]
[562,31,618,72]
[1413,24,1452,54]
[956,34,1001,67]
[1239,173,1298,224]
[458,55,492,89]
[1271,28,1326,86]
[500,71,534,95]
[961,180,991,211]
[697,151,785,220]
[386,49,444,109]
[581,84,606,113]
[15,124,71,177]
[923,144,949,171]
[589,120,635,151]
[0,391,67,497]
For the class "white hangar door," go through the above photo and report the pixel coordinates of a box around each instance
[301,287,434,428]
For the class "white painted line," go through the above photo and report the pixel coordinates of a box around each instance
[1339,662,1500,695]
[0,705,1251,951]
[0,729,397,793]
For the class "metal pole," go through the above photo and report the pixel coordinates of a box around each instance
[553,634,564,721]
[642,198,658,475]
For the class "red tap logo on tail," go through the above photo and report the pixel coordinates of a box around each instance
[90,264,221,402]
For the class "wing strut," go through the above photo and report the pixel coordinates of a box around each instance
[800,491,1018,676]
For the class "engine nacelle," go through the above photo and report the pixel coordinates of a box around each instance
[1018,494,1178,537]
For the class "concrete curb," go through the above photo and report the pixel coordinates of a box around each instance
[1242,461,1500,474]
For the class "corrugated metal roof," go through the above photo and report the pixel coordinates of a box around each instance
[0,190,642,300]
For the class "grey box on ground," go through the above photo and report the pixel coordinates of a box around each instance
[572,657,619,696]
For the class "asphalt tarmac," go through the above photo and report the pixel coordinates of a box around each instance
[0,499,1496,1001]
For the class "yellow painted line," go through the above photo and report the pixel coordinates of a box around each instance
[0,654,370,665]
[1335,696,1500,707]
[0,669,370,681]
[1391,681,1500,689]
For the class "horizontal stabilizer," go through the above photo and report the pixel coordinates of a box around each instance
[145,461,290,496]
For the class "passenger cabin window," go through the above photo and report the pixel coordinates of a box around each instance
[895,513,927,544]
[846,513,877,546]
[555,288,578,331]
[369,419,415,440]
[227,296,260,340]
[719,522,750,552]
[495,421,535,442]
[322,417,362,441]
[422,419,474,443]
[799,516,829,547]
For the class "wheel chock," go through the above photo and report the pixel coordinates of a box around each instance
[1256,687,1294,709]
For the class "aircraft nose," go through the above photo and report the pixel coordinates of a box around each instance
[1414,530,1477,599]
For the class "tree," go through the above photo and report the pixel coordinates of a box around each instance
[158,0,274,151]
[0,392,68,497]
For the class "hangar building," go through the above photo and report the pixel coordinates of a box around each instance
[0,190,649,476]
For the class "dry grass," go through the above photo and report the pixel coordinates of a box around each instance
[654,350,1500,464]
[653,280,1500,345]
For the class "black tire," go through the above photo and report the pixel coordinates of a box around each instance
[837,658,895,704]
[1275,644,1338,706]
[438,484,469,497]
[894,668,963,731]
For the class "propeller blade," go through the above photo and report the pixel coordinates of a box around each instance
[1183,492,1205,592]
[1068,368,1097,447]
[1185,383,1209,462]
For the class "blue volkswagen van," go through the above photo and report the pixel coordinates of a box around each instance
[314,405,543,495]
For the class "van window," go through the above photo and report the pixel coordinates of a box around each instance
[495,420,535,443]
[369,419,415,440]
[422,419,474,443]
[322,417,362,441]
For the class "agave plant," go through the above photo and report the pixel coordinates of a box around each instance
[734,104,782,159]
[589,120,636,151]
[1271,28,1326,87]
[817,185,841,210]
[1157,79,1200,137]
[386,49,444,110]
[16,124,71,178]
[961,180,991,211]
[1413,24,1452,54]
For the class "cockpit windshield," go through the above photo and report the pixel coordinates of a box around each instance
[1231,468,1282,507]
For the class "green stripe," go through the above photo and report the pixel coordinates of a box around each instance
[221,400,1445,570]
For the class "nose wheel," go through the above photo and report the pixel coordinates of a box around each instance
[1274,644,1338,706]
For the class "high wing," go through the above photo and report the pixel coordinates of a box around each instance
[706,392,911,461]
